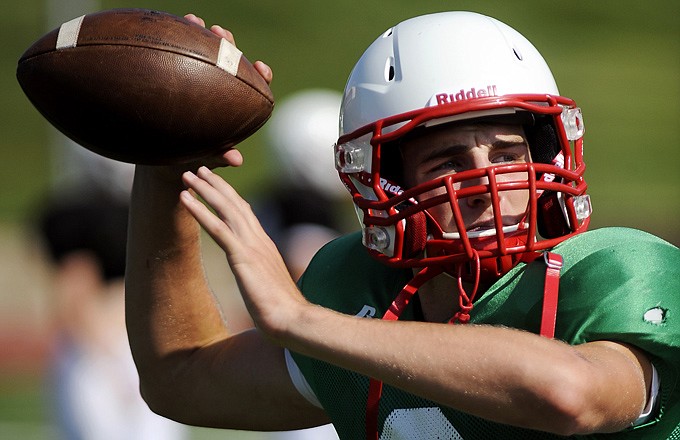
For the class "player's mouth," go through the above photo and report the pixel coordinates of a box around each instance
[466,220,496,232]
[442,219,528,240]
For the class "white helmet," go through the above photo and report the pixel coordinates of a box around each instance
[335,12,591,282]
[267,89,346,198]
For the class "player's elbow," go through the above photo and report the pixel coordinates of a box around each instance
[138,381,165,415]
[132,361,191,423]
[540,384,597,436]
[138,376,196,425]
[536,367,630,436]
[137,376,177,419]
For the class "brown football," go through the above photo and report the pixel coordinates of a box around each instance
[16,8,274,165]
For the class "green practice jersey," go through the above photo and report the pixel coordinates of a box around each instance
[292,227,680,439]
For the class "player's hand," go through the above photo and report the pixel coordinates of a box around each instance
[180,166,307,337]
[183,14,273,168]
[138,14,273,181]
[184,14,273,86]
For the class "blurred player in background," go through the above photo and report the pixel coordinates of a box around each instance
[125,12,679,439]
[256,88,349,280]
[255,88,343,440]
[37,149,187,440]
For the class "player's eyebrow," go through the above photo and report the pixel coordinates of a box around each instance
[417,144,469,166]
[491,134,527,149]
[416,136,526,165]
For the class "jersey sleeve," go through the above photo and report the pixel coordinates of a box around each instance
[555,228,679,355]
[284,348,323,408]
[553,227,680,432]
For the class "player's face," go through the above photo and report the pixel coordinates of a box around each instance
[400,123,531,234]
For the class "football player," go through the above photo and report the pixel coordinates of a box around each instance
[125,11,679,439]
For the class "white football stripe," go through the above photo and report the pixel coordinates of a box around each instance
[216,38,242,75]
[56,14,86,49]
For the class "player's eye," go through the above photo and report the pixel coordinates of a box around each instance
[429,158,466,174]
[492,154,516,164]
[491,150,527,165]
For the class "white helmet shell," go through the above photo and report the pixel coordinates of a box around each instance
[334,11,590,278]
[340,11,559,136]
[266,89,346,197]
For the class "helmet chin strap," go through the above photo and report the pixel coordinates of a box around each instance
[365,254,479,440]
[364,247,563,440]
[365,265,443,440]
[448,249,481,324]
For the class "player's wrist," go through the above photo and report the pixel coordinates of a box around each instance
[267,298,336,351]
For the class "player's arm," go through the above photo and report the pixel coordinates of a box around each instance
[125,163,329,430]
[181,166,653,436]
[286,311,651,436]
[124,16,329,429]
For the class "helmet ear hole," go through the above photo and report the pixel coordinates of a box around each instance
[537,192,571,238]
[402,211,428,257]
[525,115,560,164]
[380,139,405,186]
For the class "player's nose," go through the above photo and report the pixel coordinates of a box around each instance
[461,173,492,208]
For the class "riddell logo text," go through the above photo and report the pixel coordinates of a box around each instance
[380,178,403,196]
[435,85,498,105]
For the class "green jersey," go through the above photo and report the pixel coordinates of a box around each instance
[292,227,680,439]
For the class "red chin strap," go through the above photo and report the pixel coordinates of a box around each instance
[365,265,443,440]
[364,250,563,440]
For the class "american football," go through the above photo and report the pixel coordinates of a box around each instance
[16,8,274,165]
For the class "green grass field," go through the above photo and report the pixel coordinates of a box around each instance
[0,0,678,438]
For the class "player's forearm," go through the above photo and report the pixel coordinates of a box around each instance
[281,305,640,435]
[125,167,229,390]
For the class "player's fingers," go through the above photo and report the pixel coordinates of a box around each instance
[210,25,235,45]
[184,14,265,85]
[215,148,244,168]
[181,169,269,259]
[253,61,273,85]
[183,170,228,210]
[195,167,259,227]
[186,146,243,171]
[184,13,205,28]
[195,166,241,201]
[182,168,247,224]
[179,189,233,249]
[181,171,239,235]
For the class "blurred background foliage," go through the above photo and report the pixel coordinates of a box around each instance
[0,1,678,438]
